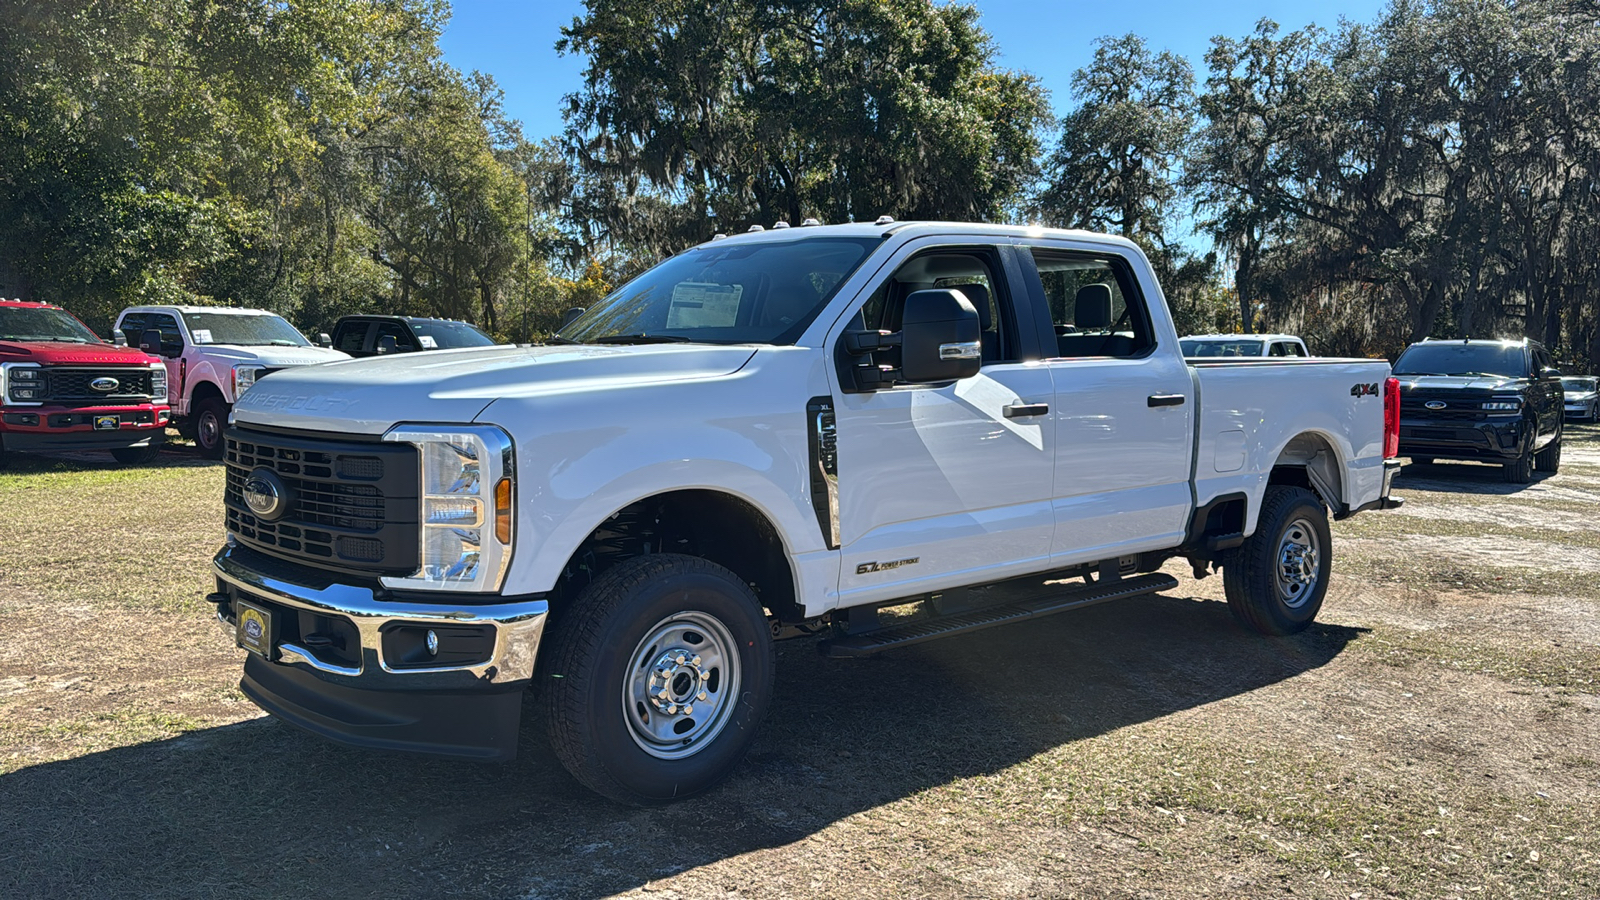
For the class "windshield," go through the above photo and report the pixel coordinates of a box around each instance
[1392,342,1525,377]
[183,312,309,347]
[1181,339,1263,357]
[410,320,496,349]
[559,238,879,345]
[0,306,102,343]
[1564,377,1598,392]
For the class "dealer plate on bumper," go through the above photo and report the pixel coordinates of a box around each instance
[93,415,120,431]
[236,600,274,658]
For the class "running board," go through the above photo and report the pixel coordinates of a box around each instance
[818,572,1180,658]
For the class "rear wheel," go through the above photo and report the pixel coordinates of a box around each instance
[1223,486,1331,636]
[111,445,161,465]
[542,554,775,805]
[193,397,228,459]
[1534,432,1562,473]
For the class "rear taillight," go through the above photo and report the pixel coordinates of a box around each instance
[1383,376,1401,459]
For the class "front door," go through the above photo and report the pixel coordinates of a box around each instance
[827,242,1056,608]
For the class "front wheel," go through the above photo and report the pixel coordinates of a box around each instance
[111,444,161,465]
[1503,443,1534,484]
[193,397,228,459]
[1223,486,1331,635]
[541,554,774,805]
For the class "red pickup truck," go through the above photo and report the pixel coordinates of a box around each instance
[0,299,171,464]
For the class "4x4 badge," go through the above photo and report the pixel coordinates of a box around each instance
[1350,382,1380,397]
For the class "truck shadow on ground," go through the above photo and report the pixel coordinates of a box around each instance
[1394,461,1556,495]
[0,592,1365,900]
[0,444,216,472]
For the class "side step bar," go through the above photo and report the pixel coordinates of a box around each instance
[818,572,1180,658]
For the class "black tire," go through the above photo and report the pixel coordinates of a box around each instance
[1503,443,1534,484]
[193,397,228,459]
[1534,432,1562,473]
[1222,485,1331,636]
[541,553,774,805]
[111,444,161,465]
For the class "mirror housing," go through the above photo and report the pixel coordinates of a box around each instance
[560,306,586,329]
[139,329,166,356]
[899,289,981,383]
[112,328,127,347]
[1539,366,1561,380]
[376,334,398,354]
[316,332,332,348]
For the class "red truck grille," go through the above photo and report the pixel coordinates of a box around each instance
[40,367,155,404]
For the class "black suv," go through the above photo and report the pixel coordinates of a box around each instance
[1393,338,1563,483]
[321,315,497,357]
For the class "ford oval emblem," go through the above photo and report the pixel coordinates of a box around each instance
[1424,400,1447,410]
[242,468,289,520]
[90,376,120,392]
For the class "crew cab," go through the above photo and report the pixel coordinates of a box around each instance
[321,315,498,358]
[113,306,349,458]
[206,222,1402,804]
[1181,333,1310,358]
[0,299,170,464]
[1393,337,1564,483]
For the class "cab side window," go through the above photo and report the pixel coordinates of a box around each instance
[373,321,417,354]
[145,313,184,349]
[334,322,370,353]
[1029,250,1154,359]
[857,248,1016,366]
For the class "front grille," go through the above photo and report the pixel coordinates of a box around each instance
[42,367,154,404]
[1400,391,1493,422]
[225,428,419,577]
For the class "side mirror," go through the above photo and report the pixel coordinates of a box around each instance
[316,332,332,348]
[560,307,586,329]
[139,329,165,356]
[899,289,981,383]
[1539,367,1561,380]
[112,328,127,347]
[376,334,398,354]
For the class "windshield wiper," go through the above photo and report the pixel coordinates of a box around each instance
[1447,372,1510,378]
[1396,372,1448,377]
[544,335,581,345]
[591,334,692,345]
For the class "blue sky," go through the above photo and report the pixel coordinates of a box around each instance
[437,0,1393,141]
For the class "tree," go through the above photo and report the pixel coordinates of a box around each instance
[557,0,1052,257]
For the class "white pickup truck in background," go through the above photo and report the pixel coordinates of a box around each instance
[1181,333,1311,358]
[206,222,1403,804]
[114,306,350,457]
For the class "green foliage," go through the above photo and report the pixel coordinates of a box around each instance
[558,0,1052,258]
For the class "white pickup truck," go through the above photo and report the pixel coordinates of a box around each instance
[113,306,350,457]
[207,222,1403,804]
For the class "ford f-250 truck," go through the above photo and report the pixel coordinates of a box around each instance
[113,306,350,458]
[0,299,170,464]
[207,222,1403,804]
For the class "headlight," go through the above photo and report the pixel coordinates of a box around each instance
[150,364,168,403]
[1481,401,1520,411]
[2,364,43,404]
[232,365,262,396]
[380,424,514,593]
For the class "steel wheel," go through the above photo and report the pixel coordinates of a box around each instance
[1274,517,1321,609]
[621,611,741,760]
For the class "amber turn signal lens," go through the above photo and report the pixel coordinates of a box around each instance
[494,477,513,544]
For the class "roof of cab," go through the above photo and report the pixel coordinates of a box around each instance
[689,220,1145,253]
[119,305,280,316]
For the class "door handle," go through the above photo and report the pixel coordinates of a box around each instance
[1003,403,1050,418]
[1148,393,1186,408]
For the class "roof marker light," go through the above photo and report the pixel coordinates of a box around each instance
[747,224,765,232]
[772,221,791,229]
[874,215,894,225]
[801,217,821,226]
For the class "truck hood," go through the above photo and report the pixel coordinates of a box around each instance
[1395,374,1524,392]
[232,343,759,434]
[199,345,351,367]
[0,340,161,366]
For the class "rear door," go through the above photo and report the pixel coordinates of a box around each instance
[826,240,1056,607]
[1015,243,1196,563]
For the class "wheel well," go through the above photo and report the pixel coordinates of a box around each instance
[1271,432,1342,510]
[553,490,800,622]
[190,380,225,407]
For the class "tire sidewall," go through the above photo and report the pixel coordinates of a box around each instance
[1252,492,1332,633]
[195,399,226,457]
[570,566,773,802]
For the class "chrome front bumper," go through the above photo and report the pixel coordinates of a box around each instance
[212,546,548,691]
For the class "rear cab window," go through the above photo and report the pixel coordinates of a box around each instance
[1026,249,1155,359]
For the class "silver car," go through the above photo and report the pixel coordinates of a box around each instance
[1564,376,1599,421]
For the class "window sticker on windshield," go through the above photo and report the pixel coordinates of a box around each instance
[191,329,212,344]
[666,282,742,328]
[418,335,437,349]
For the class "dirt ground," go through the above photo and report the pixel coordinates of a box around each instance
[2,426,1599,899]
